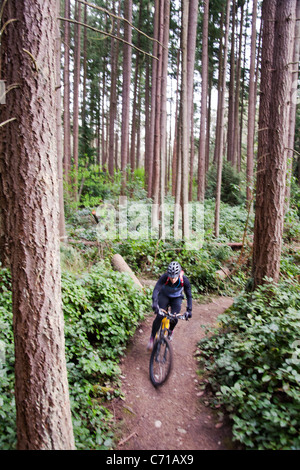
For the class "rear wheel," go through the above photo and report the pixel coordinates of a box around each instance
[149,337,173,387]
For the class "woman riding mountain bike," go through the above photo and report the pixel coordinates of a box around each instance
[147,261,192,351]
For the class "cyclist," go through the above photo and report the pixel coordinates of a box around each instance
[147,261,192,351]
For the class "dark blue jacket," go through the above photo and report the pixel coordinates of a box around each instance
[152,272,192,311]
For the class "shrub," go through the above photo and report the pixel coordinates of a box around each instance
[0,267,16,450]
[62,264,150,449]
[205,161,246,206]
[197,279,300,450]
[0,263,150,450]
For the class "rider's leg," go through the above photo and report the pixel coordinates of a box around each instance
[147,293,169,350]
[168,296,182,334]
[150,292,169,337]
[169,297,182,339]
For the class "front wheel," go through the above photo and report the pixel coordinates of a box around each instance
[149,337,173,387]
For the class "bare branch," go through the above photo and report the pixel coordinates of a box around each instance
[0,117,16,127]
[77,0,164,49]
[0,82,21,102]
[0,18,17,38]
[58,16,158,61]
[22,49,39,71]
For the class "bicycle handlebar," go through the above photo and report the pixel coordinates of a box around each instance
[158,308,188,321]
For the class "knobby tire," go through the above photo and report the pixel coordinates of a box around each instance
[149,337,173,387]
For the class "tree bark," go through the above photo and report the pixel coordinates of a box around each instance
[227,0,236,165]
[63,0,71,184]
[159,0,170,239]
[111,254,143,290]
[252,0,296,287]
[0,0,75,449]
[186,0,198,202]
[233,2,244,171]
[147,0,159,198]
[56,0,66,240]
[73,0,82,197]
[181,0,189,239]
[246,0,258,206]
[285,0,300,209]
[108,1,121,178]
[214,0,231,238]
[197,0,209,202]
[152,0,164,209]
[121,0,132,192]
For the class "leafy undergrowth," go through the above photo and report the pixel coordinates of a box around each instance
[0,263,150,450]
[63,263,150,449]
[197,279,300,450]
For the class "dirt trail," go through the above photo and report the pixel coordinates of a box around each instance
[112,296,234,451]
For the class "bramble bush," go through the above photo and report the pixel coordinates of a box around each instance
[197,279,300,450]
[0,263,150,450]
[0,267,15,450]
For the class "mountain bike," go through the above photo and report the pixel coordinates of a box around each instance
[149,308,188,387]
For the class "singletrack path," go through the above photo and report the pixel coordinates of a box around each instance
[113,296,234,450]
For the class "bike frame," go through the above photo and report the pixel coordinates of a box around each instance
[149,308,187,387]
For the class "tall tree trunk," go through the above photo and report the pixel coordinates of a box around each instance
[144,51,151,188]
[152,0,164,210]
[151,0,165,236]
[108,0,120,178]
[187,0,198,202]
[0,0,75,449]
[121,0,132,193]
[227,0,236,165]
[81,3,88,164]
[246,0,258,206]
[159,0,170,239]
[213,8,224,166]
[252,0,296,288]
[181,0,189,239]
[130,1,143,176]
[130,54,140,174]
[233,2,244,171]
[73,0,81,197]
[285,0,300,209]
[56,0,66,240]
[197,0,209,202]
[171,50,180,197]
[214,0,231,238]
[147,0,159,198]
[63,0,71,183]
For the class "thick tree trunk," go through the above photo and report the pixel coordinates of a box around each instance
[0,0,75,449]
[111,254,143,290]
[252,0,296,287]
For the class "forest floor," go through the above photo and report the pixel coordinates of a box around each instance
[111,294,237,451]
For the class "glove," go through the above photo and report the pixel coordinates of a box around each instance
[185,311,192,320]
[152,303,159,314]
